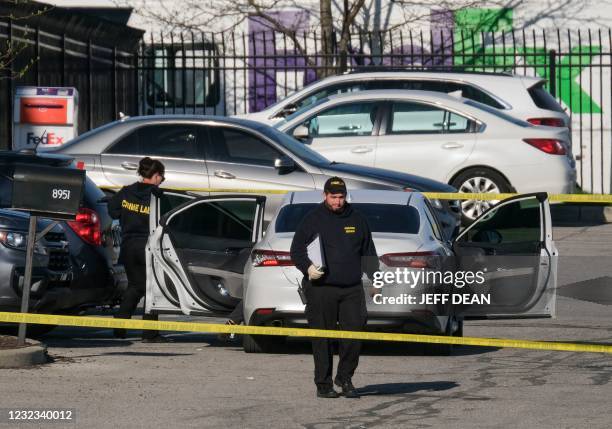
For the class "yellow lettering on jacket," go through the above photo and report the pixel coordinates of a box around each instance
[121,199,149,215]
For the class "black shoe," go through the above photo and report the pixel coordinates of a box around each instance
[113,328,127,339]
[335,379,360,398]
[316,387,340,398]
[142,335,172,343]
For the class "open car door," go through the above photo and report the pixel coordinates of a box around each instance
[453,193,557,318]
[146,192,266,316]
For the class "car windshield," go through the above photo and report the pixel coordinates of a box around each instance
[273,96,330,128]
[464,99,532,127]
[275,203,420,234]
[255,125,331,166]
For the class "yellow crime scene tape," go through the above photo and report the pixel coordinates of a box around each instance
[1,312,611,354]
[100,186,612,203]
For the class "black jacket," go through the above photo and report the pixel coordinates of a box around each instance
[290,202,379,286]
[108,182,157,243]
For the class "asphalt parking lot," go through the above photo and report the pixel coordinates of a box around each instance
[1,223,611,428]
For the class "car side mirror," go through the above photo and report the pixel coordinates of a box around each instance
[274,156,296,174]
[292,125,310,141]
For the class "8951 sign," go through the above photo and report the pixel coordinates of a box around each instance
[52,189,71,200]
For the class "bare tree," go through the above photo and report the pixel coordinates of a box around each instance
[117,0,610,78]
[0,0,51,80]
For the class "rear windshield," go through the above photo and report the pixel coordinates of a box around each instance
[275,203,420,234]
[528,83,565,112]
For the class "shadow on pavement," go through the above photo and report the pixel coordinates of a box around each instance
[356,381,459,396]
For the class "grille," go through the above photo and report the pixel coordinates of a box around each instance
[48,248,71,271]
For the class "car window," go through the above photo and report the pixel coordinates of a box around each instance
[106,124,201,159]
[159,193,193,217]
[275,203,419,234]
[464,99,532,127]
[422,202,443,241]
[528,82,565,112]
[255,125,330,166]
[458,84,505,109]
[389,102,447,134]
[367,80,505,109]
[167,199,256,250]
[303,102,379,137]
[458,197,541,244]
[206,127,283,167]
[295,82,366,110]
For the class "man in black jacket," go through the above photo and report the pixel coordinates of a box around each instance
[290,177,378,399]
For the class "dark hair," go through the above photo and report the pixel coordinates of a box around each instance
[138,157,165,179]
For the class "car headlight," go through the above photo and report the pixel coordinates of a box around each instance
[0,230,47,255]
[0,230,26,249]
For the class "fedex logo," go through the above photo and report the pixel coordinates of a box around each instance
[26,131,64,146]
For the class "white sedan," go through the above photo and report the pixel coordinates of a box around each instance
[242,189,558,354]
[274,90,576,222]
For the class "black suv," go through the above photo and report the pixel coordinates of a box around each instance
[0,151,125,321]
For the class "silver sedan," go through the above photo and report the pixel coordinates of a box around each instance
[46,115,460,236]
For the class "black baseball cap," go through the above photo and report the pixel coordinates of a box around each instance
[324,177,347,194]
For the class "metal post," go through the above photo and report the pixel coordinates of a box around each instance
[17,215,37,346]
[548,49,557,97]
[112,46,117,120]
[87,39,93,130]
[7,18,14,150]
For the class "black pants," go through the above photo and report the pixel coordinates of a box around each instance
[115,238,158,339]
[305,283,367,389]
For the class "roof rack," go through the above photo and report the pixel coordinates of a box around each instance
[345,67,515,77]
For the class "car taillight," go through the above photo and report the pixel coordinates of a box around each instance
[251,249,294,267]
[523,138,567,155]
[67,208,102,246]
[380,252,441,269]
[527,117,566,127]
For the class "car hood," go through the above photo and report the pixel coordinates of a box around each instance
[0,209,61,232]
[320,162,456,192]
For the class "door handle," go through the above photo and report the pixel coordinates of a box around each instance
[214,170,236,179]
[121,161,138,170]
[350,146,373,154]
[442,142,464,149]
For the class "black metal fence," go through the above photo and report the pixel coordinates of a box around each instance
[0,9,141,150]
[137,28,611,194]
[2,25,610,193]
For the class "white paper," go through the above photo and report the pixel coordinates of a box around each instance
[307,235,325,269]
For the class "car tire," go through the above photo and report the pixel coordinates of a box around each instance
[450,167,513,225]
[242,334,284,353]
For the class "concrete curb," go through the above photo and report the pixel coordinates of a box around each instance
[0,337,48,368]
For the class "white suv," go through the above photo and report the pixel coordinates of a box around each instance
[236,71,569,128]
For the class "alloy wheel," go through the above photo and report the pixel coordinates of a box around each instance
[459,176,501,220]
